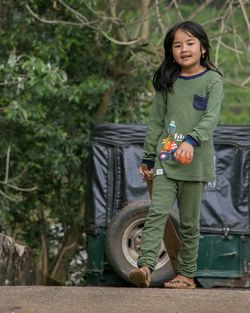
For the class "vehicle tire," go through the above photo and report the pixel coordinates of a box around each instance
[105,200,176,287]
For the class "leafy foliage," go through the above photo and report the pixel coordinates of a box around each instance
[0,0,249,285]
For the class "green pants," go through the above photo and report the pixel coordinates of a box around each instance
[137,174,205,278]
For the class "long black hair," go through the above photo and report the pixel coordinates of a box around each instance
[153,20,222,92]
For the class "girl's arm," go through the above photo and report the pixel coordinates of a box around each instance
[142,91,167,163]
[187,78,223,144]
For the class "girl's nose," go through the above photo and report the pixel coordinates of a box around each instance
[181,44,188,52]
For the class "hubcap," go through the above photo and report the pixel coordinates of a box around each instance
[121,216,169,269]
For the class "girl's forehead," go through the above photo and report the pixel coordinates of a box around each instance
[173,29,197,42]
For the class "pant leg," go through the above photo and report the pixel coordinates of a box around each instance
[137,174,177,270]
[177,181,205,278]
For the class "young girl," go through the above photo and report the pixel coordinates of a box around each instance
[129,21,223,288]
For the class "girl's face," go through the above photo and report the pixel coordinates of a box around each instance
[172,29,206,73]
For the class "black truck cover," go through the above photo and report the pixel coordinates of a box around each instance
[85,124,250,235]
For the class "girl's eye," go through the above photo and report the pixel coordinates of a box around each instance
[173,45,181,48]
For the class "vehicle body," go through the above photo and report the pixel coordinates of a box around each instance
[85,123,250,288]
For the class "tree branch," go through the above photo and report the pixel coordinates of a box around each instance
[155,0,165,34]
[26,4,83,26]
[220,41,244,54]
[241,76,250,87]
[215,18,225,68]
[238,0,250,32]
[4,146,10,184]
[229,1,243,69]
[0,188,21,202]
[0,146,37,201]
[101,30,142,45]
[188,0,214,21]
[58,0,88,24]
[173,0,184,21]
[225,77,250,88]
[109,0,128,42]
[139,0,151,41]
[0,80,24,86]
[0,183,37,192]
[26,3,141,46]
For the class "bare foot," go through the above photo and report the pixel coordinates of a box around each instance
[164,274,195,289]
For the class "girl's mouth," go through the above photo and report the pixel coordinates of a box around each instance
[181,55,192,59]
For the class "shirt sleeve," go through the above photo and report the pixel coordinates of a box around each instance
[141,159,155,170]
[183,135,199,147]
[188,78,223,145]
[142,91,167,161]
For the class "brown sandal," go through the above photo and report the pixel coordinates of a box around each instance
[164,278,196,289]
[129,267,151,288]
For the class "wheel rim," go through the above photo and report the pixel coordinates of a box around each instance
[121,216,169,270]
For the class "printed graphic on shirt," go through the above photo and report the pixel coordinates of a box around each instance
[174,133,185,141]
[159,136,177,161]
[167,120,176,137]
[159,120,178,162]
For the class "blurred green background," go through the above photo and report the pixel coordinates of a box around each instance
[0,0,249,285]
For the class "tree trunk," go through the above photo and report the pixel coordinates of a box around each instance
[0,233,36,285]
[38,206,49,285]
[49,222,83,284]
[95,82,117,120]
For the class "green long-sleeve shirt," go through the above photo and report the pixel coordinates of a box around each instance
[143,69,224,182]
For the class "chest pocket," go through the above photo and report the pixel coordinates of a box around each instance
[193,95,207,110]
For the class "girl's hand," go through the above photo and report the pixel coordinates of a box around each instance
[140,164,153,181]
[175,142,194,165]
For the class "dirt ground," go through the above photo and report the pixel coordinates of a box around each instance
[0,286,250,313]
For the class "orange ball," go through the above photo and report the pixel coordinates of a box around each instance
[177,154,188,164]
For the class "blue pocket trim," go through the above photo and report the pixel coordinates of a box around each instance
[193,95,207,110]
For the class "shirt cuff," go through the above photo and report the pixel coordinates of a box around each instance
[141,159,155,170]
[183,135,199,147]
